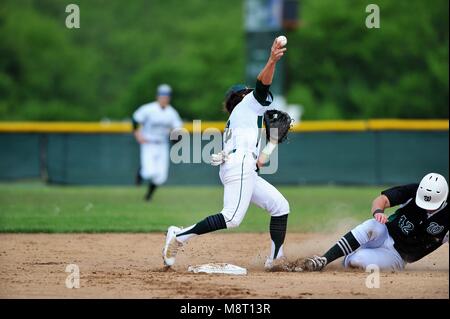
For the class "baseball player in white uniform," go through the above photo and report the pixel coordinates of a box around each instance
[132,84,183,201]
[163,38,289,270]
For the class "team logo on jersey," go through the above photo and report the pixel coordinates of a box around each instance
[398,215,414,235]
[424,195,432,202]
[427,222,444,235]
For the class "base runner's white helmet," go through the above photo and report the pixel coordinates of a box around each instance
[415,173,448,210]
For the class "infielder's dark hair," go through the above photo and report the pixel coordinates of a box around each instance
[223,89,253,114]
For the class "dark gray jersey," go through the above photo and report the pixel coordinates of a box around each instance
[383,184,448,263]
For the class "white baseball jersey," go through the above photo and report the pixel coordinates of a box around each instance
[222,92,273,157]
[133,102,182,143]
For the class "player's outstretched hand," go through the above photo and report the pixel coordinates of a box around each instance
[270,39,287,63]
[374,212,388,224]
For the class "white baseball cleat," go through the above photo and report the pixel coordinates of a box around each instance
[264,256,288,271]
[162,226,183,267]
[304,255,327,271]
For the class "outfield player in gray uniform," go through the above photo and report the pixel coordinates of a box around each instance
[304,173,448,271]
[132,84,183,201]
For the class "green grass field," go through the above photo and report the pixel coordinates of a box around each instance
[0,183,391,233]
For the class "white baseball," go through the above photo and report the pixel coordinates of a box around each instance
[276,35,287,47]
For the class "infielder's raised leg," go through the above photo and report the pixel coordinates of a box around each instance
[163,166,290,268]
[163,157,257,266]
[177,168,255,236]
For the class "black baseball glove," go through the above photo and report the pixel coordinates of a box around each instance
[263,109,293,144]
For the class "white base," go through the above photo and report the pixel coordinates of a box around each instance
[188,263,247,275]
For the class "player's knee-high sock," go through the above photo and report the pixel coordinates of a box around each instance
[323,231,360,264]
[269,214,288,260]
[176,213,227,243]
[145,182,157,201]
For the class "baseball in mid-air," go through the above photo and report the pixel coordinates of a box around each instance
[276,35,287,47]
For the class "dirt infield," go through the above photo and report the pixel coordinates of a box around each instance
[0,233,448,299]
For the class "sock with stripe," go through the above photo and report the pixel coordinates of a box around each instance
[176,213,227,243]
[323,231,360,264]
[269,214,288,260]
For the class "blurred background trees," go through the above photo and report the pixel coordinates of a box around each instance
[0,0,448,121]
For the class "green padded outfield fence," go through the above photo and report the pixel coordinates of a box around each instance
[0,120,448,185]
